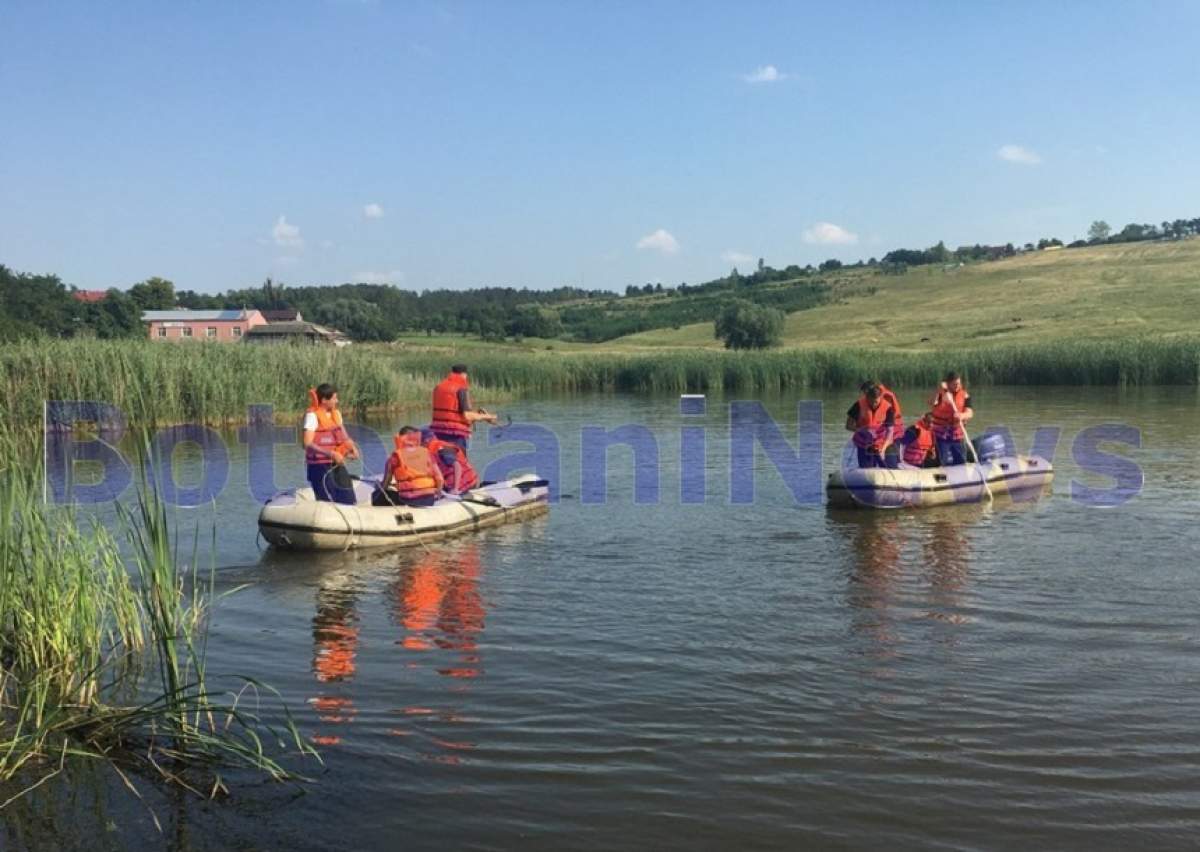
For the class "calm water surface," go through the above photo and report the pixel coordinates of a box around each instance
[6,387,1200,850]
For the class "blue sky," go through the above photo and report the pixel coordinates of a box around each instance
[2,1,1197,293]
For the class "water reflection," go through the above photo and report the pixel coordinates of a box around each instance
[388,544,485,678]
[310,574,361,745]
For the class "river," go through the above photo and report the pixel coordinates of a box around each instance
[6,386,1200,850]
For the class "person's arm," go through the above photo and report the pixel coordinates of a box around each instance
[880,409,896,452]
[460,388,498,425]
[959,394,973,422]
[845,403,859,432]
[380,456,395,491]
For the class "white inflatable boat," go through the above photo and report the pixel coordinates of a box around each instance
[258,474,550,551]
[826,455,1053,509]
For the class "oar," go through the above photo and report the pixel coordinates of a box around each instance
[944,390,992,503]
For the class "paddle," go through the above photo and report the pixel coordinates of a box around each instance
[943,387,993,503]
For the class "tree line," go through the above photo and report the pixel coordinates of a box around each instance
[4,211,1199,345]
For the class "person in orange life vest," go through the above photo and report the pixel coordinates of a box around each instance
[430,364,497,451]
[899,411,940,468]
[374,426,445,507]
[928,371,974,465]
[420,427,480,494]
[861,379,906,441]
[845,383,899,468]
[303,383,360,505]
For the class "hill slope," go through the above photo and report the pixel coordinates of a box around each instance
[614,239,1200,351]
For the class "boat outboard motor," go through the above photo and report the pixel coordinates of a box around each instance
[974,431,1010,462]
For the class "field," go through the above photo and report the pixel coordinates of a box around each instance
[613,239,1200,350]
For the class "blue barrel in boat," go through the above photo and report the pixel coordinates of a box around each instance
[974,431,1009,462]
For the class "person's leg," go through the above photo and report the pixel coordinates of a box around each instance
[308,463,332,501]
[856,447,872,468]
[948,439,966,465]
[398,493,438,508]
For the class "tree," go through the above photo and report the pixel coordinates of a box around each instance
[128,277,176,311]
[819,258,843,272]
[713,299,784,350]
[1088,220,1111,243]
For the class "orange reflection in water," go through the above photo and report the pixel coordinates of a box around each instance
[309,580,360,745]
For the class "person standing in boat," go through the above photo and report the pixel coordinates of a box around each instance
[928,372,974,465]
[430,364,497,451]
[303,383,360,505]
[846,383,899,468]
[375,426,445,507]
[862,379,906,444]
[899,411,940,468]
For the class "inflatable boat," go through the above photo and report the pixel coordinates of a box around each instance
[826,455,1053,509]
[258,474,550,551]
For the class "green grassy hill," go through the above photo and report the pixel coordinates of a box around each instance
[614,239,1200,351]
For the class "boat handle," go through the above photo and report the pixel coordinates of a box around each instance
[934,474,948,483]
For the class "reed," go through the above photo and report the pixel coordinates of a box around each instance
[0,426,313,809]
[2,336,1197,432]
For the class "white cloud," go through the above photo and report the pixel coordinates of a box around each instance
[635,228,680,255]
[802,222,858,245]
[721,250,755,265]
[363,202,385,219]
[354,269,404,284]
[272,215,303,248]
[997,144,1042,165]
[273,255,299,266]
[743,64,786,84]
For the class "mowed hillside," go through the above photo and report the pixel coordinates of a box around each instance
[616,239,1200,351]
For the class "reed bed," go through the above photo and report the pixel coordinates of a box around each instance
[2,336,1197,430]
[394,336,1200,395]
[0,428,313,810]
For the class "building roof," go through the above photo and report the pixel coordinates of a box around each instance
[245,320,343,337]
[72,290,109,303]
[142,309,254,322]
[261,308,303,322]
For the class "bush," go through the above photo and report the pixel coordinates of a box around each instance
[713,299,784,350]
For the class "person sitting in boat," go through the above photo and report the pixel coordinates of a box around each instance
[862,379,905,443]
[899,411,940,468]
[421,427,480,494]
[928,372,974,465]
[374,426,445,507]
[303,383,360,505]
[846,383,899,468]
[430,364,497,450]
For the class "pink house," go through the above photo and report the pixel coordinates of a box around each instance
[142,309,268,342]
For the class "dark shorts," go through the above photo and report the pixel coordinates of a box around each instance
[308,463,357,505]
[371,489,438,508]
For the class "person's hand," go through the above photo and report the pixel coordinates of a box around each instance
[346,444,360,460]
[331,449,344,464]
[939,381,949,391]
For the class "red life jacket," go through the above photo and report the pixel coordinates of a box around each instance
[303,389,351,465]
[427,437,479,493]
[931,385,968,440]
[903,420,937,466]
[431,373,471,438]
[876,382,906,439]
[853,396,894,452]
[387,435,440,500]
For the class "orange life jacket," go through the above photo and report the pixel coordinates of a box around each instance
[426,437,479,493]
[902,419,937,466]
[931,385,968,439]
[853,396,894,452]
[431,373,471,438]
[304,389,352,465]
[387,434,440,500]
[876,382,906,439]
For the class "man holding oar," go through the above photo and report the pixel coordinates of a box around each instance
[929,372,974,465]
[846,383,899,468]
[430,364,497,451]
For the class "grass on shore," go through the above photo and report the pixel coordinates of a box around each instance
[0,428,314,809]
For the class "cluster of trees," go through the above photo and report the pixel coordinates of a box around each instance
[714,299,785,350]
